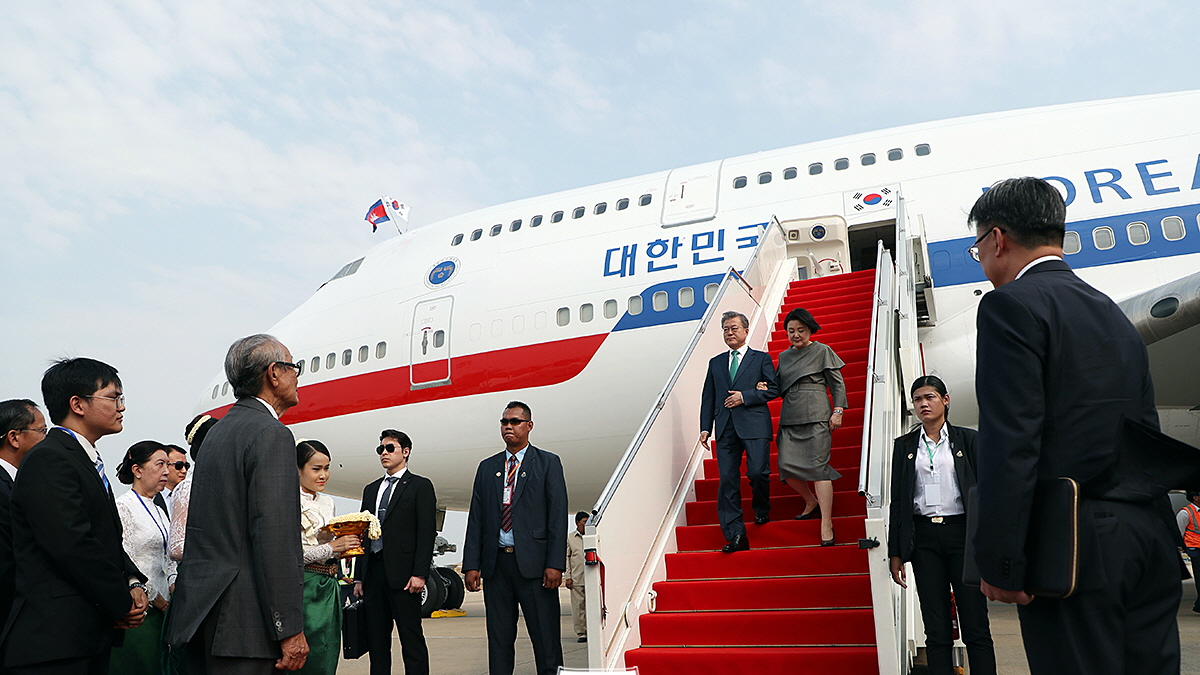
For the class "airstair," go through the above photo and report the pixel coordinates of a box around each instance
[583,212,925,674]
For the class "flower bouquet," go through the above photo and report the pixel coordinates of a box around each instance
[321,511,382,558]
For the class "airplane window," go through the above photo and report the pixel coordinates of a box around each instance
[652,291,668,312]
[470,323,482,340]
[491,319,503,337]
[888,148,903,161]
[433,330,445,348]
[678,286,694,308]
[915,144,931,156]
[512,315,525,333]
[758,172,771,185]
[557,307,570,326]
[603,299,618,318]
[490,224,502,237]
[358,346,369,362]
[616,198,629,210]
[861,153,876,166]
[572,207,585,219]
[639,194,652,206]
[783,167,797,180]
[297,359,304,376]
[1092,226,1115,251]
[219,382,227,397]
[704,283,719,303]
[628,295,643,315]
[1162,216,1185,241]
[531,215,543,227]
[375,342,387,359]
[452,234,463,246]
[580,303,594,322]
[311,356,320,373]
[1127,221,1150,245]
[834,158,849,171]
[326,353,336,369]
[211,385,218,399]
[342,349,352,366]
[1063,231,1081,255]
[808,163,823,175]
[552,211,564,223]
[733,176,747,189]
[534,311,548,329]
[510,219,522,232]
[471,229,483,241]
[594,202,607,215]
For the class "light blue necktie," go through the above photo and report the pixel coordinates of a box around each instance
[94,456,111,493]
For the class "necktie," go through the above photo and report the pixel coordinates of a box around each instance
[94,456,111,493]
[371,476,398,553]
[729,350,740,382]
[501,455,518,533]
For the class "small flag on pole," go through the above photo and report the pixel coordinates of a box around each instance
[365,200,390,232]
[385,197,410,223]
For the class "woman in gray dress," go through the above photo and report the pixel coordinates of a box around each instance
[765,307,847,546]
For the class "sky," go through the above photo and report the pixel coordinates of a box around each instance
[2,1,1199,540]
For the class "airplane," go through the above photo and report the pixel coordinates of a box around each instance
[194,89,1200,519]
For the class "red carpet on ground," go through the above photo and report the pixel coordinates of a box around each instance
[624,269,880,675]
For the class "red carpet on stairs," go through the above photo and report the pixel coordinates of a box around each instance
[624,269,880,675]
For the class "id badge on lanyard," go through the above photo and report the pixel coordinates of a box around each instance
[503,460,521,505]
[922,438,941,507]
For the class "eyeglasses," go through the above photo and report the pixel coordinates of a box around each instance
[17,427,48,436]
[968,227,1002,262]
[721,326,744,333]
[272,361,302,375]
[500,417,530,426]
[376,443,404,455]
[84,394,126,408]
[168,461,190,471]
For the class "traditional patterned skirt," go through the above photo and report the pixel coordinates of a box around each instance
[296,566,342,675]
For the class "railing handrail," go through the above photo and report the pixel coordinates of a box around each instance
[857,240,889,500]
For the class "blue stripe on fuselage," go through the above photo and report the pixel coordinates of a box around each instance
[929,202,1200,287]
[613,273,726,331]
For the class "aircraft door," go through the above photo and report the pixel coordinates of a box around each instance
[411,297,452,389]
[661,160,723,227]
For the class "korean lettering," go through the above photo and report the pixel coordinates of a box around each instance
[646,236,683,272]
[604,244,637,277]
[691,230,725,265]
[736,223,760,249]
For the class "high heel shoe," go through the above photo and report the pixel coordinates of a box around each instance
[820,529,835,547]
[794,505,821,521]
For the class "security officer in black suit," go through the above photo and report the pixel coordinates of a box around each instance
[969,177,1182,674]
[888,376,994,675]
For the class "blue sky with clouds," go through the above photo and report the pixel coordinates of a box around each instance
[3,1,1199,518]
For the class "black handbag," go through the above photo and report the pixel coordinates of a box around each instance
[341,591,369,659]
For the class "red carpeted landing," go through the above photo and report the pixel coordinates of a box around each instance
[624,269,880,675]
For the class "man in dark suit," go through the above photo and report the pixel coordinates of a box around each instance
[352,429,437,675]
[463,401,568,675]
[699,310,779,552]
[0,398,45,657]
[969,177,1181,674]
[2,359,147,675]
[165,334,309,673]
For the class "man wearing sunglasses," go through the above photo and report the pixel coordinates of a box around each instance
[353,430,436,675]
[160,444,190,515]
[462,401,568,675]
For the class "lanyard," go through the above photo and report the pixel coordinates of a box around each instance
[922,437,938,472]
[506,457,523,484]
[135,492,169,555]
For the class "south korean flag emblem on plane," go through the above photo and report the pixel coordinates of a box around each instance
[844,185,900,215]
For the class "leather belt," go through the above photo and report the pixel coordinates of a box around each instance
[499,546,516,554]
[915,514,965,524]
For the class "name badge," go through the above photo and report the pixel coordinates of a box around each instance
[924,482,942,507]
[503,486,513,505]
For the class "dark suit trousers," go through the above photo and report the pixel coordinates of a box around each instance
[1017,499,1181,675]
[10,655,108,675]
[909,515,995,675]
[715,427,770,541]
[184,610,277,675]
[483,550,562,675]
[363,551,428,675]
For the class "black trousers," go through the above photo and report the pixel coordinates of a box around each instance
[10,655,109,675]
[909,515,995,675]
[363,551,429,675]
[483,550,562,675]
[1017,499,1181,675]
[715,427,770,541]
[184,610,276,675]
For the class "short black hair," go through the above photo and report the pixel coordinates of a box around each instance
[41,358,121,425]
[297,439,331,468]
[784,308,820,334]
[184,414,219,460]
[380,429,412,449]
[968,177,1066,250]
[0,400,38,441]
[117,440,166,485]
[575,511,590,524]
[164,444,186,457]
[504,401,532,420]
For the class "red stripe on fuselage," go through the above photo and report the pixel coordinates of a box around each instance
[202,333,609,424]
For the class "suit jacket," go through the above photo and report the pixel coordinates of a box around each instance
[462,445,568,580]
[2,429,144,667]
[164,399,304,658]
[887,424,979,562]
[355,471,437,588]
[0,468,14,640]
[972,259,1167,592]
[700,347,779,440]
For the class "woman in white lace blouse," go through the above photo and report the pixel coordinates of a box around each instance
[167,414,217,562]
[297,439,360,675]
[110,441,174,675]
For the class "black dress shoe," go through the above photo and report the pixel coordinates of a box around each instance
[795,505,821,521]
[821,529,836,547]
[754,514,770,525]
[722,534,750,553]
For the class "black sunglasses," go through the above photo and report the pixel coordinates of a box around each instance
[500,417,530,426]
[376,443,406,455]
[168,461,190,471]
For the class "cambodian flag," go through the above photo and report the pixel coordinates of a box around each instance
[365,199,390,232]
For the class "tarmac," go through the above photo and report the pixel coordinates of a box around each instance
[336,577,1200,674]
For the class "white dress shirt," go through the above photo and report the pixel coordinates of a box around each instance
[0,459,17,482]
[1015,255,1063,280]
[728,344,749,376]
[913,423,964,517]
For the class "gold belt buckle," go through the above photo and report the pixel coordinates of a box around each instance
[931,516,944,524]
[502,546,515,553]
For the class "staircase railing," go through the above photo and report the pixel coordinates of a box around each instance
[583,218,794,670]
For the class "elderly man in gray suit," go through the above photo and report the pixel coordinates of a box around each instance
[165,334,309,673]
